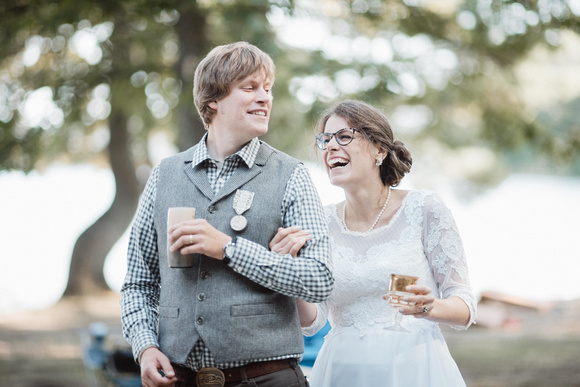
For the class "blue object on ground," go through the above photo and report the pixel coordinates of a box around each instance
[300,321,331,368]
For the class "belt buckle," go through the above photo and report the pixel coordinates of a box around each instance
[196,367,225,387]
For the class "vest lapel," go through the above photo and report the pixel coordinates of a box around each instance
[179,142,275,203]
[182,161,214,200]
[213,142,274,202]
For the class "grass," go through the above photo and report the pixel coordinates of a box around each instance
[446,332,580,386]
[2,295,580,386]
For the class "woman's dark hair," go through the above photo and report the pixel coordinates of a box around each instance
[317,100,412,187]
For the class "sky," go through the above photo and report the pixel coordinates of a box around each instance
[1,163,579,315]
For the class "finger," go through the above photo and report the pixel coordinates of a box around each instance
[406,285,432,295]
[169,234,189,253]
[289,236,311,256]
[269,227,287,247]
[157,358,177,382]
[271,229,309,252]
[275,237,297,255]
[168,219,196,234]
[144,363,177,386]
[278,226,302,238]
[289,243,302,257]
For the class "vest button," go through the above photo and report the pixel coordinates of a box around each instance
[208,205,216,214]
[197,293,206,301]
[196,317,204,325]
[200,271,209,279]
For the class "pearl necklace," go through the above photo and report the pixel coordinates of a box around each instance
[342,186,392,233]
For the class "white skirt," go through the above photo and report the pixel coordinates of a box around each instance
[308,324,466,387]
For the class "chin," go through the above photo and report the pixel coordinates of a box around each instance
[252,125,269,137]
[328,174,345,188]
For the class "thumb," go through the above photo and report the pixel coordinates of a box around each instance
[158,356,175,378]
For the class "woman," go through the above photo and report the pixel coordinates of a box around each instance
[270,100,477,386]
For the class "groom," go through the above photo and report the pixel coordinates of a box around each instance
[120,41,333,387]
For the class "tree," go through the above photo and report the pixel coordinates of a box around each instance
[0,0,295,296]
[1,0,578,297]
[278,0,580,191]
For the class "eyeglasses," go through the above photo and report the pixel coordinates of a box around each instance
[315,128,359,150]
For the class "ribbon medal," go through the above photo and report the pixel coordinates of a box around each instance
[230,189,255,231]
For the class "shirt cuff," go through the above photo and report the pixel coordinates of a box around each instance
[132,330,160,363]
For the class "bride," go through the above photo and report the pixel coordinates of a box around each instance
[270,100,477,386]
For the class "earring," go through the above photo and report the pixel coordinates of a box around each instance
[375,158,383,166]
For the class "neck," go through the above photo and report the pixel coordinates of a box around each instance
[343,186,392,233]
[206,129,249,162]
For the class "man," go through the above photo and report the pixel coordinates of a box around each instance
[120,41,333,387]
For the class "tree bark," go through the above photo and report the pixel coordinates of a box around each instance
[175,5,208,150]
[63,110,141,296]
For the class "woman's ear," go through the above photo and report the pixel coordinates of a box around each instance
[208,101,218,110]
[375,148,387,164]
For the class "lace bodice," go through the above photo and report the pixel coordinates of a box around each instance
[303,190,477,337]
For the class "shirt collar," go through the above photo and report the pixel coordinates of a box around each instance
[192,133,260,169]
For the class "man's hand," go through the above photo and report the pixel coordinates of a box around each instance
[168,219,231,260]
[140,347,177,387]
[269,226,311,257]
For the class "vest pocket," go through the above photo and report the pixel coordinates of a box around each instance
[230,303,275,317]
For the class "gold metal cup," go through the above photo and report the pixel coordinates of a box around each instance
[388,274,418,306]
[389,273,418,292]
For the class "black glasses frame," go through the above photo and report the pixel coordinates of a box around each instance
[315,128,359,150]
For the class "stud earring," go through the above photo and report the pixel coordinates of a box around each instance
[375,158,383,166]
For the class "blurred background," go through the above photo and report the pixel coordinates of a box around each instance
[1,0,579,386]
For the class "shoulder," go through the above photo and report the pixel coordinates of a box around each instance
[401,190,454,220]
[405,189,444,206]
[323,203,337,224]
[159,146,197,168]
[258,141,301,166]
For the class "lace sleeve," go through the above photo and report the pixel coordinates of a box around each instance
[423,193,477,330]
[301,301,329,337]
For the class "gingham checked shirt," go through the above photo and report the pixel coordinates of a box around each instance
[121,135,333,371]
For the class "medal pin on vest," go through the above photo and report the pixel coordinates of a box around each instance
[230,189,254,232]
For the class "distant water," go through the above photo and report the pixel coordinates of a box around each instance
[1,164,579,315]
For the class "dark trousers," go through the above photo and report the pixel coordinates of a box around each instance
[173,359,309,387]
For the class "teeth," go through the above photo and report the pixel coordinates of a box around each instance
[251,111,266,116]
[329,158,349,169]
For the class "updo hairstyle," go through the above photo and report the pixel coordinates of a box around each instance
[317,100,412,187]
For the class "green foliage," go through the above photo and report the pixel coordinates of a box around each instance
[287,0,580,177]
[1,0,579,180]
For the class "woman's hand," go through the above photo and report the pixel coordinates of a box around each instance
[383,285,435,318]
[269,226,311,257]
[382,285,471,326]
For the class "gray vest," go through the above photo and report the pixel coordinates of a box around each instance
[154,141,303,364]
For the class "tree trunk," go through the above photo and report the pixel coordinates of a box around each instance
[175,5,208,150]
[63,110,141,296]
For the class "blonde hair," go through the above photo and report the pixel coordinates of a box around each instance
[193,42,275,126]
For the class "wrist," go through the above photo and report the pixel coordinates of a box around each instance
[222,237,236,263]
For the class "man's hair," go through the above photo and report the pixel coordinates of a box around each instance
[193,41,275,126]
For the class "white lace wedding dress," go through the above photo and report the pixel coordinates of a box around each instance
[302,190,477,387]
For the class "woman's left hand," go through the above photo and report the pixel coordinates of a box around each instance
[269,226,311,257]
[383,285,436,318]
